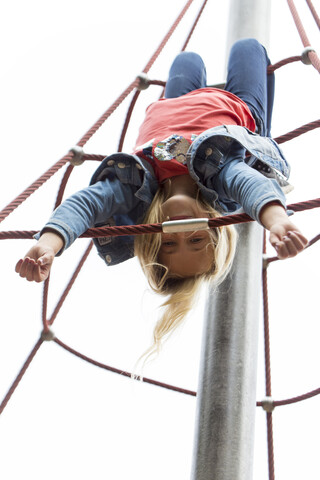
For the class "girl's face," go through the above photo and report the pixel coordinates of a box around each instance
[159,194,213,277]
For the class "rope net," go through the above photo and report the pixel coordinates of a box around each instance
[0,0,319,478]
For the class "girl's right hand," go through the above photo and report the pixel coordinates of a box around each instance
[15,245,55,282]
[15,231,64,282]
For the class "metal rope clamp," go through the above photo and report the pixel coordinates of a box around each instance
[301,46,316,65]
[261,396,275,413]
[41,327,55,342]
[69,145,85,166]
[162,218,210,233]
[262,253,270,270]
[137,73,150,90]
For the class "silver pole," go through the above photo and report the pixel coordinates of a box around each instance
[191,1,271,479]
[226,0,271,53]
[191,223,263,480]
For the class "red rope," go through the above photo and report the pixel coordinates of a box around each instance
[42,277,50,333]
[118,0,209,154]
[53,337,197,397]
[83,153,106,161]
[54,164,75,209]
[181,0,209,51]
[1,329,317,417]
[267,55,302,73]
[273,387,320,406]
[117,82,166,153]
[287,0,320,73]
[77,78,141,148]
[0,154,73,225]
[262,235,272,399]
[288,0,315,45]
[48,242,93,326]
[52,337,320,407]
[0,1,197,228]
[0,115,317,231]
[1,197,320,241]
[262,232,275,480]
[142,0,196,74]
[256,387,320,408]
[266,413,275,480]
[90,117,320,160]
[80,197,320,237]
[61,196,320,236]
[266,232,320,265]
[52,336,320,406]
[305,0,320,29]
[274,119,320,144]
[0,0,203,417]
[0,339,44,415]
[118,90,141,153]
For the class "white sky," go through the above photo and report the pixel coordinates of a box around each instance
[0,0,319,479]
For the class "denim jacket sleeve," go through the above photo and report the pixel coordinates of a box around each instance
[187,125,288,222]
[40,177,141,254]
[213,147,287,223]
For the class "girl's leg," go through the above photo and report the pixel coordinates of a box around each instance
[165,52,207,99]
[225,38,275,136]
[225,38,291,183]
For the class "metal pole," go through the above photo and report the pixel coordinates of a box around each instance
[191,223,263,480]
[226,0,271,54]
[191,1,271,479]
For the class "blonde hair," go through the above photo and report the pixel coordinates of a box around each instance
[134,186,237,366]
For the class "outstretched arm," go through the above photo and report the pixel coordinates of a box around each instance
[215,158,308,258]
[15,230,64,282]
[259,202,308,259]
[15,175,141,282]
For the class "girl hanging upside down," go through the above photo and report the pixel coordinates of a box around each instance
[16,39,308,358]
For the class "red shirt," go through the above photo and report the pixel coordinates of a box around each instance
[134,88,256,183]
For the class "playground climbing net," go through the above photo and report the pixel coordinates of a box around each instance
[0,1,319,479]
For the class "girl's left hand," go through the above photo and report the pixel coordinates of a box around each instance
[269,223,308,259]
[259,202,308,259]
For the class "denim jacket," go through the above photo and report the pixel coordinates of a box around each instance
[41,125,289,266]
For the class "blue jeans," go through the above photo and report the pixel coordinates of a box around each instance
[164,38,275,137]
